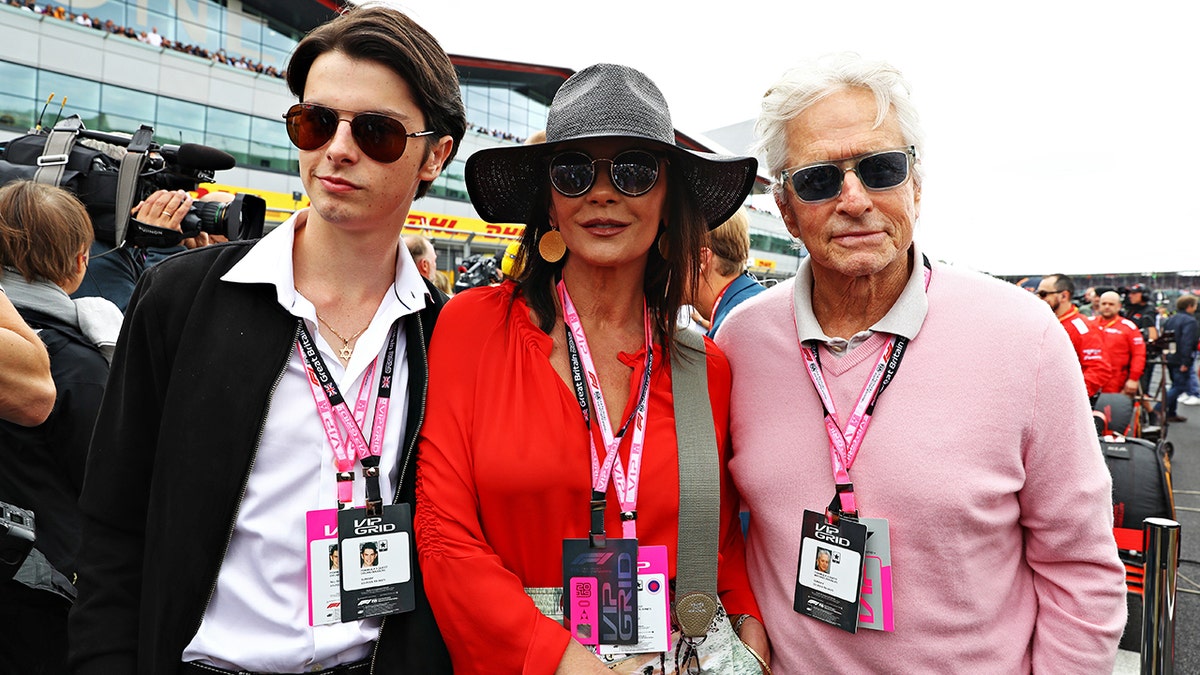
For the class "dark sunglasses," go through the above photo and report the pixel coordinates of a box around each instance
[781,147,915,203]
[283,103,435,163]
[1036,290,1062,298]
[549,150,662,197]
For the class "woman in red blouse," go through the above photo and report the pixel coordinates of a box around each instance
[415,64,767,674]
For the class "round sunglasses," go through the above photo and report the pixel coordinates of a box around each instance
[781,147,915,203]
[549,150,662,198]
[283,103,435,163]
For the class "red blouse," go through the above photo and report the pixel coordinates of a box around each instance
[415,282,759,675]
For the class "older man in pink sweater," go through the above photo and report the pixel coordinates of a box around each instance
[717,54,1126,673]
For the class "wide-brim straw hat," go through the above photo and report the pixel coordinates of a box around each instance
[465,63,757,230]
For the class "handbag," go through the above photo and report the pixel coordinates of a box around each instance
[526,327,769,674]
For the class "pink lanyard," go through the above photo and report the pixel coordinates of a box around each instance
[799,259,930,518]
[297,320,398,509]
[559,280,653,542]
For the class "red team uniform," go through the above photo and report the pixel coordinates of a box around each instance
[1096,315,1146,393]
[1057,305,1112,397]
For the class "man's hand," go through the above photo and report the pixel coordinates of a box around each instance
[1123,379,1139,396]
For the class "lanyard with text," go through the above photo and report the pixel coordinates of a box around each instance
[297,319,399,512]
[559,280,653,545]
[800,258,931,520]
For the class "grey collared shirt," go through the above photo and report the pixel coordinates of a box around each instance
[792,243,930,355]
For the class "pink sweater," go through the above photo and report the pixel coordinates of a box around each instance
[717,262,1126,674]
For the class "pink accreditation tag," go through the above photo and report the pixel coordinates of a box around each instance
[857,517,894,631]
[305,509,342,626]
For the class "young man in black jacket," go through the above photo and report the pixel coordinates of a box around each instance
[67,7,464,674]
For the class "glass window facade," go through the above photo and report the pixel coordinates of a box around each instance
[427,73,554,202]
[38,0,304,72]
[0,60,299,175]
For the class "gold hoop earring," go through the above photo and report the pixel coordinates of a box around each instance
[538,228,566,263]
[657,232,669,259]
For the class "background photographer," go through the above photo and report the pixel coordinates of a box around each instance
[1123,283,1159,393]
[0,180,114,674]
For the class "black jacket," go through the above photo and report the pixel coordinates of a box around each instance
[0,305,108,581]
[67,240,451,674]
[1164,311,1198,368]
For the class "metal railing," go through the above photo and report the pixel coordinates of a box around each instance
[1142,517,1180,674]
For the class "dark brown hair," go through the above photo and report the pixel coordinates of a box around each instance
[0,181,92,287]
[285,5,466,198]
[513,162,706,348]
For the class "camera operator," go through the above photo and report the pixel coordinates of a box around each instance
[71,189,230,312]
[1123,283,1159,393]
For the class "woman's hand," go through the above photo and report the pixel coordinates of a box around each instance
[737,615,771,673]
[554,639,611,675]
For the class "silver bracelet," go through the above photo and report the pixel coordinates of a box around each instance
[731,613,750,636]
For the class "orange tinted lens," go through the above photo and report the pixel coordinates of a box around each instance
[285,104,337,151]
[348,113,408,163]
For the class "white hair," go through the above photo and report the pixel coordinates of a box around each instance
[753,53,925,191]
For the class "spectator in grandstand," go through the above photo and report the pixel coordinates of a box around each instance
[1161,294,1199,423]
[0,181,111,674]
[691,207,764,338]
[1095,290,1146,395]
[404,234,438,281]
[1125,283,1160,393]
[67,6,462,674]
[717,53,1125,673]
[1037,273,1111,399]
[416,62,767,674]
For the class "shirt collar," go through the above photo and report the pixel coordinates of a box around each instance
[793,242,930,350]
[221,208,429,323]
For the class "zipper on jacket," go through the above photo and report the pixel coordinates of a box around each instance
[189,322,297,645]
[372,311,428,674]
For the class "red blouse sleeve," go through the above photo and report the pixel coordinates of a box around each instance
[415,286,571,675]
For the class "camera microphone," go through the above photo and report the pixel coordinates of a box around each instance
[162,143,236,171]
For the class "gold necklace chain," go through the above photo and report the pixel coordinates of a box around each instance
[315,312,368,361]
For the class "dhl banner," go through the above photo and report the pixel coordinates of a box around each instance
[751,258,777,270]
[198,183,526,246]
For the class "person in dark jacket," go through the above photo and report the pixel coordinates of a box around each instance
[1162,294,1199,423]
[66,6,464,674]
[0,180,110,675]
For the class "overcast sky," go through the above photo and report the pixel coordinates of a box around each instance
[379,1,1198,277]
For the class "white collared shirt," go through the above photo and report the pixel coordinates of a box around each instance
[181,210,428,671]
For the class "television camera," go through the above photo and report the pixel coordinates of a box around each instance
[0,114,264,248]
[453,252,503,294]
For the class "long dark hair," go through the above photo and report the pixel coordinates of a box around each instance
[511,164,706,349]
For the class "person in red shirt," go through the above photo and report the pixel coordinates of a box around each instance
[1037,274,1111,398]
[1095,291,1146,395]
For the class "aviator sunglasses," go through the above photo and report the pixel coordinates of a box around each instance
[781,146,916,203]
[549,150,662,197]
[283,103,435,163]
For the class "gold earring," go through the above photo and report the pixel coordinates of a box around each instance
[538,228,566,263]
[657,232,669,259]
